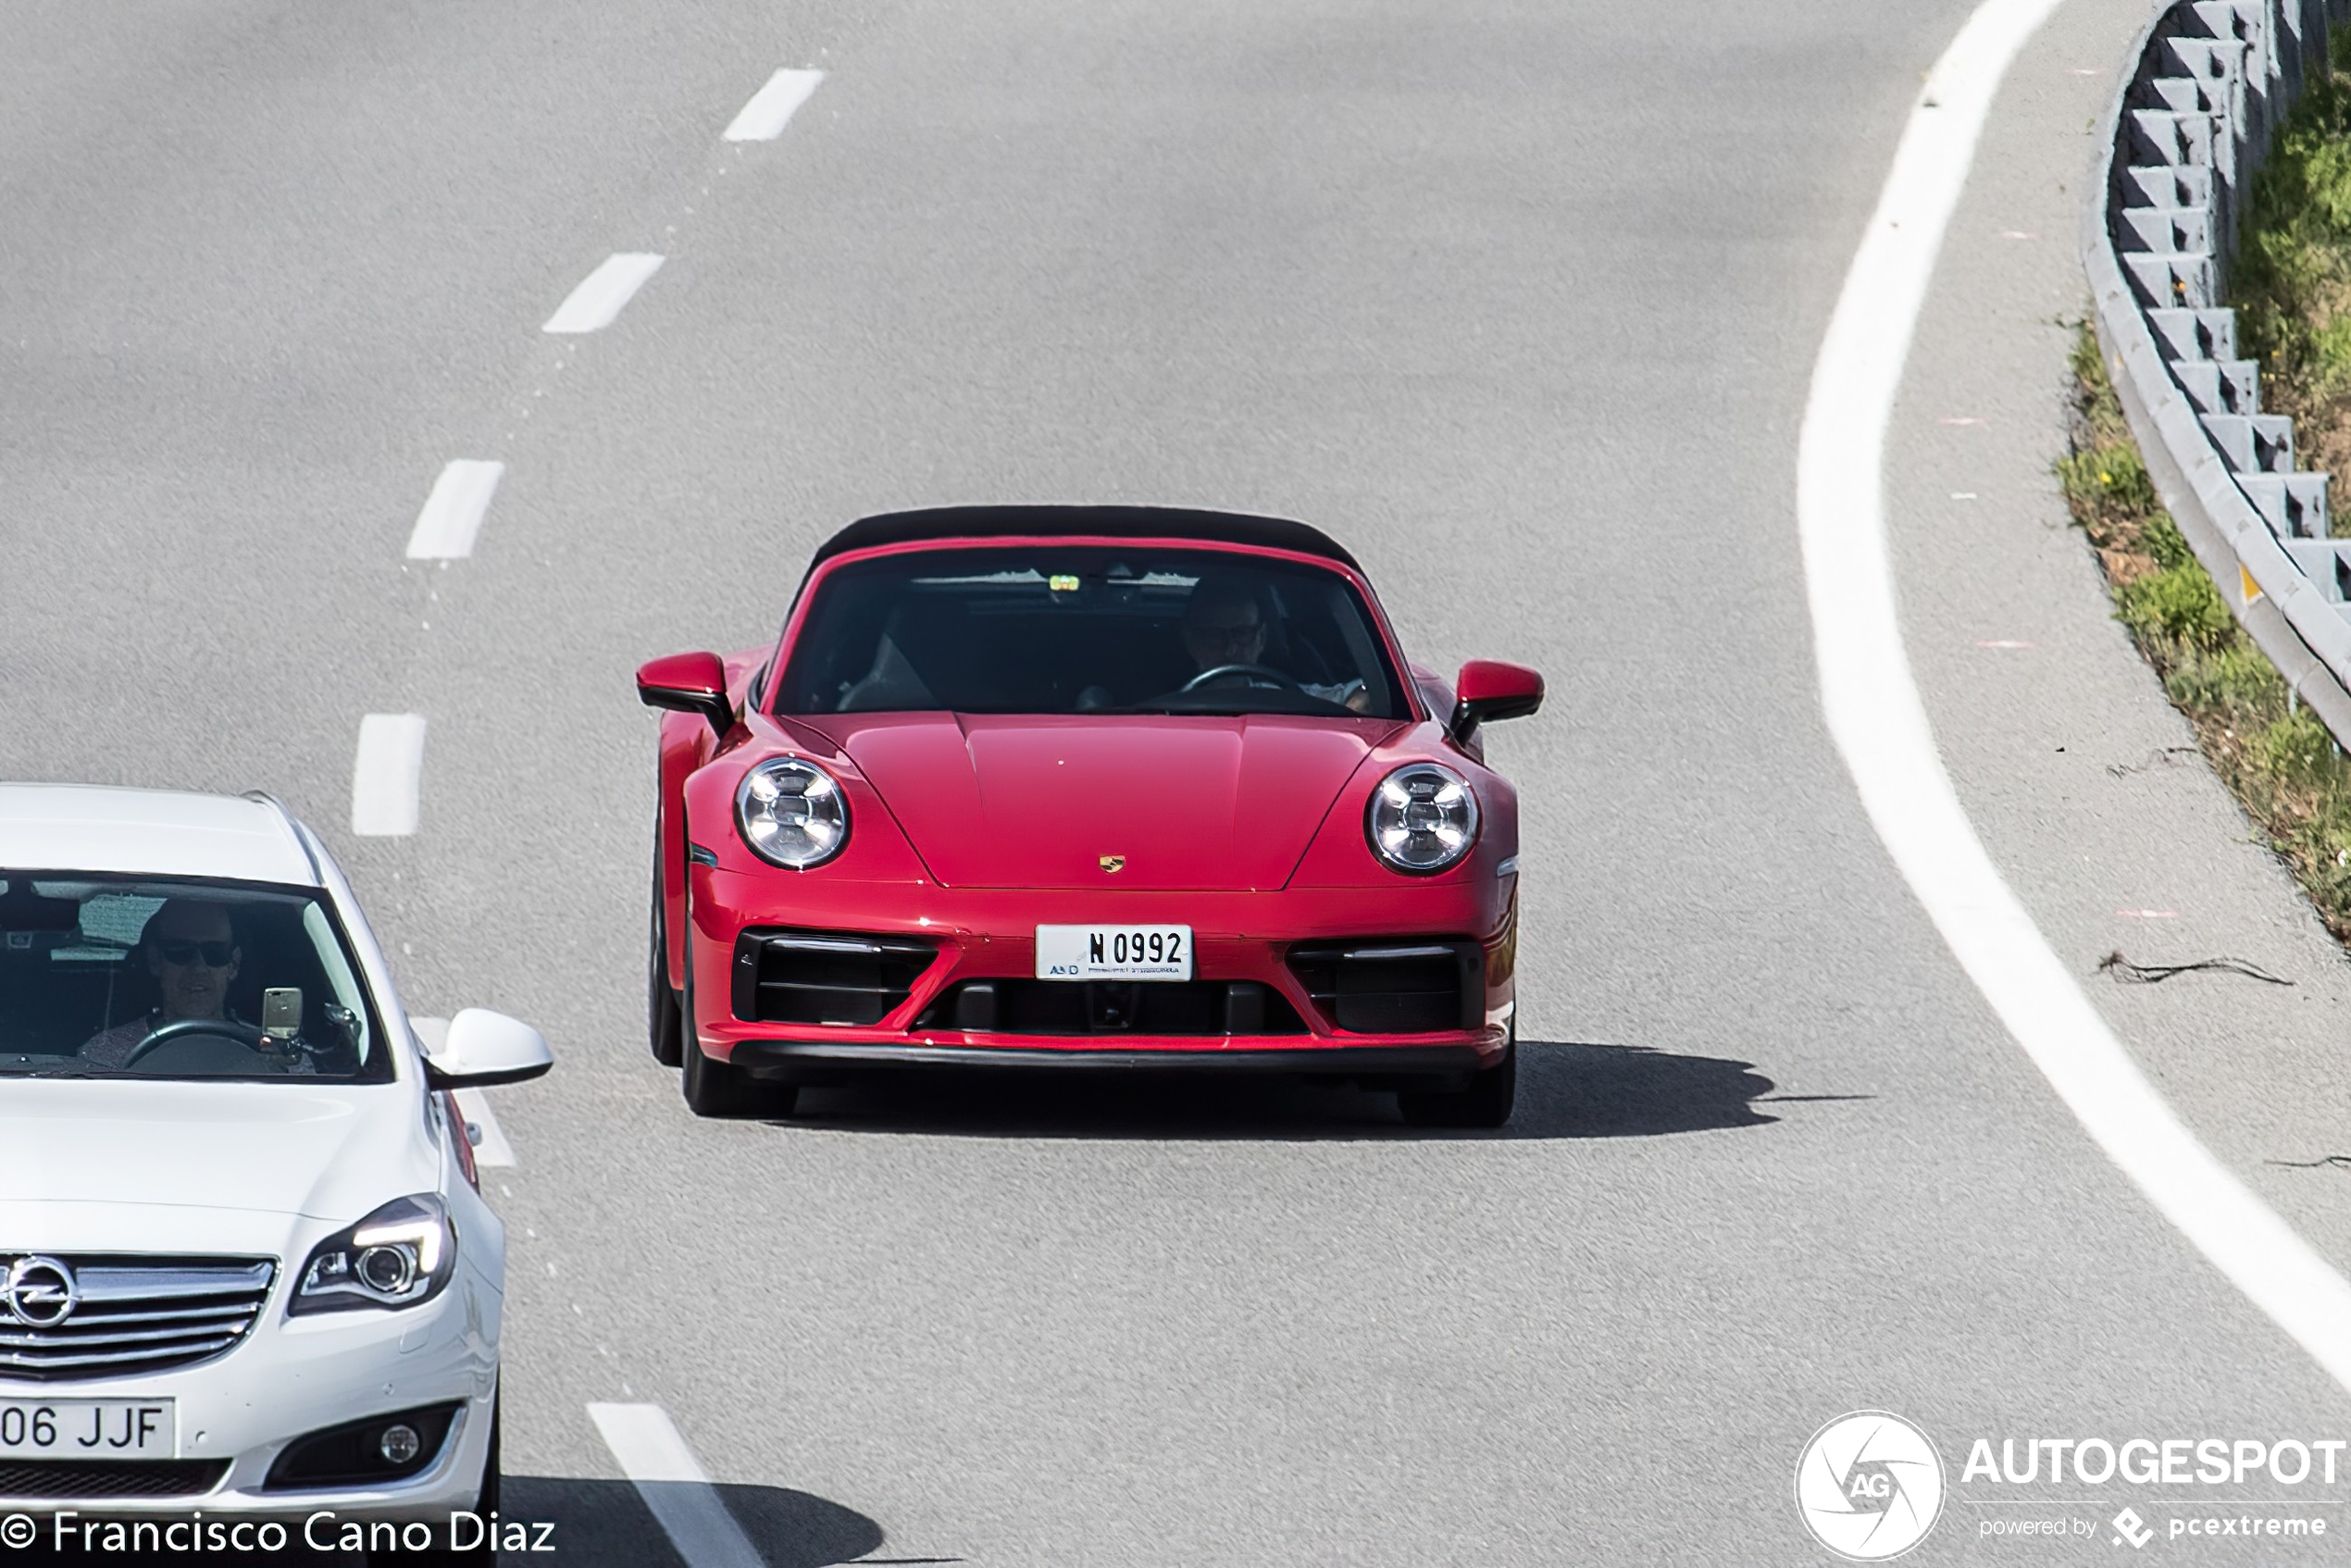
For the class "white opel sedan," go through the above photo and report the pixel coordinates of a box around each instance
[0,784,548,1562]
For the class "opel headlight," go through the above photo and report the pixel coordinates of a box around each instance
[290,1195,455,1315]
[736,757,851,869]
[1365,763,1480,874]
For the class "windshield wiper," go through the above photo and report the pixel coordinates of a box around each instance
[1100,703,1258,716]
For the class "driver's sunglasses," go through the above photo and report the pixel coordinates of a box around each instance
[155,940,233,967]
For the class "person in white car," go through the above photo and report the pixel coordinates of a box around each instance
[75,898,317,1072]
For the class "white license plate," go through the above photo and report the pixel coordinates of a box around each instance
[1036,925,1193,981]
[0,1399,174,1458]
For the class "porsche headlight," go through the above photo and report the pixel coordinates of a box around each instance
[290,1195,455,1315]
[1365,763,1480,874]
[736,757,851,869]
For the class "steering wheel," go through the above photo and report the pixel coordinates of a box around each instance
[1180,663,1303,694]
[121,1018,268,1067]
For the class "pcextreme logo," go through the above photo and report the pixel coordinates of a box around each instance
[1796,1410,1947,1561]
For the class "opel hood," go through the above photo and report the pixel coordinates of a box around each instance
[0,1080,439,1224]
[818,713,1400,890]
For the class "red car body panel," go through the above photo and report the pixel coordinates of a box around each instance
[648,524,1528,1074]
[808,711,1406,890]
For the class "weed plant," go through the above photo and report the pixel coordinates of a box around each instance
[2061,326,2351,937]
[2235,28,2351,481]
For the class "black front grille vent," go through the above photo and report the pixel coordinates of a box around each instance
[914,979,1308,1036]
[0,1460,229,1500]
[1287,941,1481,1033]
[732,929,937,1027]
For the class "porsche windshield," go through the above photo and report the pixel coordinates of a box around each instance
[0,876,387,1082]
[776,547,1408,718]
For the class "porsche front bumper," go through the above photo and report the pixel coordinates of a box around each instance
[687,865,1515,1076]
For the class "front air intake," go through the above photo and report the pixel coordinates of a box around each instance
[1287,940,1481,1033]
[731,929,937,1027]
[0,1460,229,1500]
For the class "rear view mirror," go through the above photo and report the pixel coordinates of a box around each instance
[636,651,734,738]
[0,884,81,933]
[423,1008,554,1090]
[1450,660,1544,745]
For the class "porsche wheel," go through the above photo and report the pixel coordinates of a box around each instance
[648,839,683,1068]
[681,1031,756,1116]
[1398,1033,1516,1129]
[678,927,798,1118]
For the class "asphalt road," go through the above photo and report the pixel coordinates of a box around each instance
[8,0,2351,1562]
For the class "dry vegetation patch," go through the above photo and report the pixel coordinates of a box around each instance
[2061,326,2351,936]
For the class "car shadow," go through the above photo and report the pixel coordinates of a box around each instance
[493,1475,900,1568]
[766,1038,1784,1141]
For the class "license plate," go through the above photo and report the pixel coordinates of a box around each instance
[0,1399,174,1458]
[1036,925,1193,981]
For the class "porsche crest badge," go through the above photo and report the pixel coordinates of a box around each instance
[1099,855,1126,874]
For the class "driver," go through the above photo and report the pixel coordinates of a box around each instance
[1182,575,1370,713]
[78,900,312,1074]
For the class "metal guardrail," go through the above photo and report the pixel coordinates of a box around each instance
[2085,0,2351,742]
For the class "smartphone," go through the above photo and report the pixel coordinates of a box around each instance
[262,987,303,1041]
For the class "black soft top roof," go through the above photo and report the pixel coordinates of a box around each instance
[810,505,1363,574]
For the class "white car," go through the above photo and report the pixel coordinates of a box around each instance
[0,784,548,1563]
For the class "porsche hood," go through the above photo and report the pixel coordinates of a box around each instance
[818,714,1398,890]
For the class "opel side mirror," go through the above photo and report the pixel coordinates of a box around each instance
[424,1009,554,1090]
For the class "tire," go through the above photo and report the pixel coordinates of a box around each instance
[682,1027,757,1116]
[1398,1034,1516,1129]
[649,837,683,1068]
[678,925,799,1118]
[375,1392,499,1565]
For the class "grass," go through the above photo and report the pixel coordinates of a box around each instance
[2233,27,2351,485]
[2060,324,2351,936]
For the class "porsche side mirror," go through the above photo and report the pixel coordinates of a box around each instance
[637,651,734,738]
[1450,660,1544,745]
[424,1008,554,1090]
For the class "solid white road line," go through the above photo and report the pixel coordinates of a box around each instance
[1797,0,2351,1394]
[351,715,427,837]
[588,1403,764,1568]
[404,460,505,560]
[722,68,826,141]
[541,254,665,334]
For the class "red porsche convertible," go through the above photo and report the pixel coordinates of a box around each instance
[637,506,1542,1126]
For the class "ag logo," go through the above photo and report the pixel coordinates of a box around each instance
[1795,1411,1944,1561]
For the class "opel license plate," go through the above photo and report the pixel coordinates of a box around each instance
[1036,925,1192,981]
[0,1399,173,1458]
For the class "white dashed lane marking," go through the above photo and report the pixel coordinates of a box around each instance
[588,1403,764,1568]
[351,715,427,837]
[723,68,826,142]
[541,254,665,334]
[404,460,505,560]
